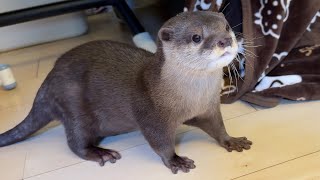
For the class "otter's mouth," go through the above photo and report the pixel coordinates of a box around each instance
[217,51,237,62]
[221,51,231,57]
[206,48,237,71]
[217,48,237,60]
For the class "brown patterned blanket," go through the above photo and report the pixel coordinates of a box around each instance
[185,0,320,107]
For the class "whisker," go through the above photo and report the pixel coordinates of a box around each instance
[243,49,258,57]
[238,51,252,57]
[231,64,239,91]
[223,71,228,76]
[241,52,255,58]
[220,2,230,13]
[231,63,237,78]
[242,44,263,48]
[241,42,257,45]
[241,54,254,69]
[232,22,243,29]
[235,32,264,39]
[233,64,240,78]
[227,65,233,84]
[226,66,232,97]
[241,40,255,43]
[225,8,233,18]
[236,54,241,60]
[236,35,264,42]
[233,62,243,81]
[237,55,247,74]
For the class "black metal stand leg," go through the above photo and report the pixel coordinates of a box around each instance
[0,0,146,36]
[113,0,145,35]
[0,0,150,49]
[0,0,115,27]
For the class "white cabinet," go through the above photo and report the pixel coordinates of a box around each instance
[0,0,88,52]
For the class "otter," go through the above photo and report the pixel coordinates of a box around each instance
[0,11,251,174]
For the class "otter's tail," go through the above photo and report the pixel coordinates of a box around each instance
[0,90,53,147]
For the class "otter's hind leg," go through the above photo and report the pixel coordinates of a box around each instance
[55,82,121,165]
[63,116,121,166]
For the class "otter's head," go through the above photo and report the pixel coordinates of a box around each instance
[158,11,238,72]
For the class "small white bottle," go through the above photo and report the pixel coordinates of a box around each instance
[0,64,17,90]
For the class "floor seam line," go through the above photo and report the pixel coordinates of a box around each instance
[231,149,320,179]
[35,59,40,78]
[225,110,259,121]
[22,151,28,180]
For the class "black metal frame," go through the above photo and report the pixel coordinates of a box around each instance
[0,0,145,35]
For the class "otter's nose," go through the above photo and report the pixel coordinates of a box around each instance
[217,37,232,48]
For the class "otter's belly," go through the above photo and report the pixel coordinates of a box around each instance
[95,101,139,137]
[98,115,139,136]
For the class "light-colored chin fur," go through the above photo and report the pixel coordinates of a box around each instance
[206,32,239,71]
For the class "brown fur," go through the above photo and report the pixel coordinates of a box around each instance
[0,11,251,174]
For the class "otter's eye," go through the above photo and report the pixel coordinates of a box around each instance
[226,24,230,31]
[192,34,202,43]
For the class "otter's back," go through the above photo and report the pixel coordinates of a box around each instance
[53,40,153,80]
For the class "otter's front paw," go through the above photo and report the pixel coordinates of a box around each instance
[220,137,252,152]
[163,155,196,174]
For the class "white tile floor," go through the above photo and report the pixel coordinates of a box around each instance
[1,13,320,180]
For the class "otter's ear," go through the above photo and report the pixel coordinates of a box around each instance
[158,28,174,42]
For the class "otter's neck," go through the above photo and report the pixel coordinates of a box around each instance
[160,59,222,95]
[143,50,223,109]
